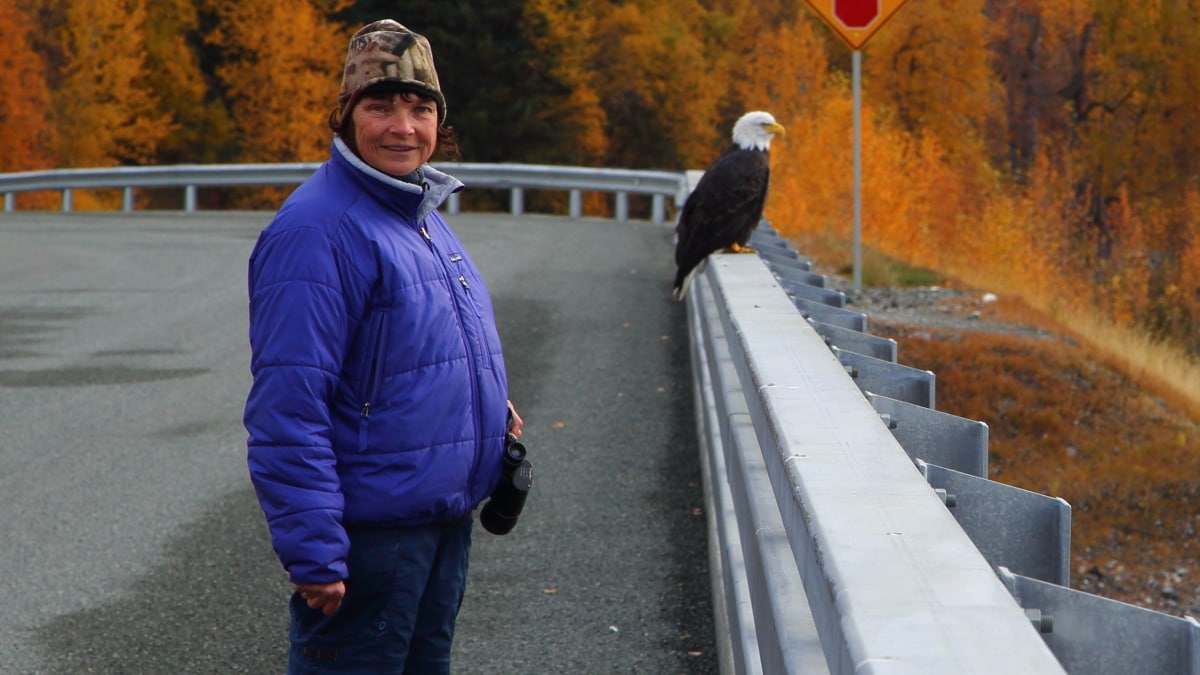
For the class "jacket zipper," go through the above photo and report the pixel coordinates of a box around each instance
[358,315,388,452]
[420,224,488,497]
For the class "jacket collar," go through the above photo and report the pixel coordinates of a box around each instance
[332,137,464,222]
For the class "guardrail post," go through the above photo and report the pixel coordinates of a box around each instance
[447,192,460,215]
[62,189,73,212]
[615,191,628,222]
[569,189,582,219]
[185,185,197,212]
[652,194,665,224]
[4,193,12,212]
[511,187,524,216]
[123,187,135,212]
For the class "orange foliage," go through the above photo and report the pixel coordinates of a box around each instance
[202,0,348,165]
[522,0,609,165]
[1178,191,1200,353]
[767,0,1200,360]
[771,70,983,281]
[0,0,1197,353]
[864,0,998,164]
[0,3,57,209]
[143,0,231,167]
[199,0,348,207]
[52,0,173,172]
[526,0,726,169]
[0,3,55,173]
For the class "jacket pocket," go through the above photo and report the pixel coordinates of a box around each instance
[357,312,389,452]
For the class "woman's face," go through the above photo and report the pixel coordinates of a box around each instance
[351,91,438,177]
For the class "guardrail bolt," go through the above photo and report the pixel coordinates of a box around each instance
[934,488,957,508]
[1024,608,1053,634]
[878,413,898,430]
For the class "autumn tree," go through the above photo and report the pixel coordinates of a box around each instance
[143,0,233,165]
[0,2,56,172]
[708,0,812,122]
[588,1,721,170]
[865,0,997,171]
[48,0,173,171]
[201,0,347,166]
[523,0,611,166]
[981,0,1200,348]
[526,0,789,170]
[733,14,833,229]
[1082,2,1200,253]
[0,0,1192,355]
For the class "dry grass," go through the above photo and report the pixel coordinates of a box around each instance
[788,229,1200,615]
[1041,308,1200,422]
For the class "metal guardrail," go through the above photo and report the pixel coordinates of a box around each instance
[689,223,1200,674]
[0,162,689,224]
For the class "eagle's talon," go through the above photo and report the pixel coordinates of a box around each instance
[723,242,757,254]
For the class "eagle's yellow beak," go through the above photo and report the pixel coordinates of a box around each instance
[767,122,786,138]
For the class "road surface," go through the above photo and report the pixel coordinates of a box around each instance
[0,210,716,674]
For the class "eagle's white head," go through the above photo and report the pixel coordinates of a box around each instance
[731,111,786,152]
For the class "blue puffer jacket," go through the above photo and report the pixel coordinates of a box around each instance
[244,139,509,584]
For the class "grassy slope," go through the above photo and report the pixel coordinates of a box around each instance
[792,232,1200,616]
[877,319,1200,615]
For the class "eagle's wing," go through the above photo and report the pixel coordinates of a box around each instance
[673,148,770,297]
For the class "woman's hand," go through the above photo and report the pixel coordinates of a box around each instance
[506,400,523,439]
[294,580,346,615]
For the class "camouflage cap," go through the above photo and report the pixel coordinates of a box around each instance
[337,20,446,124]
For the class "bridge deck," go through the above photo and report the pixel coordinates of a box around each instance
[0,211,716,673]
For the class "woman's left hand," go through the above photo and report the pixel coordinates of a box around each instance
[506,400,523,439]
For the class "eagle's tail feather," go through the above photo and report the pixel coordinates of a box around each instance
[672,261,705,301]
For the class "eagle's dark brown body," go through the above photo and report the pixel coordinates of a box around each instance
[672,144,770,300]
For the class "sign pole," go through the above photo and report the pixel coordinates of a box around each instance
[852,49,862,291]
[801,0,910,291]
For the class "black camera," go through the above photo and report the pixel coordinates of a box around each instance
[479,434,533,535]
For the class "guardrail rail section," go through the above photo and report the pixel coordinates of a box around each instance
[0,163,689,224]
[686,221,1200,675]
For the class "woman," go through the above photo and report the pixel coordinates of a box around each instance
[244,19,521,674]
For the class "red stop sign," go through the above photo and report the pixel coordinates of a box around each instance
[834,0,879,29]
[803,0,908,49]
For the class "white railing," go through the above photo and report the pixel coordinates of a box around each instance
[0,162,689,224]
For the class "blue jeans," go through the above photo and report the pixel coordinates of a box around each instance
[286,521,473,675]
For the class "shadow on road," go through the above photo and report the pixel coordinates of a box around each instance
[35,487,290,674]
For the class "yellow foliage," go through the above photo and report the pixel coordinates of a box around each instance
[0,0,1197,364]
[51,0,173,173]
[864,0,998,163]
[143,0,230,166]
[523,0,609,165]
[203,0,347,165]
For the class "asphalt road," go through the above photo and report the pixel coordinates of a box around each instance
[0,210,716,674]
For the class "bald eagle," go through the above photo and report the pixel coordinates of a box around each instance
[672,110,785,301]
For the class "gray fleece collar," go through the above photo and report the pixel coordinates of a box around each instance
[334,136,463,221]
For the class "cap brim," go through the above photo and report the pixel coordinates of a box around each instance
[350,79,446,122]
